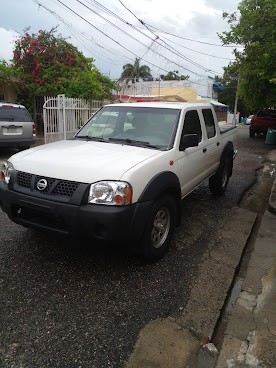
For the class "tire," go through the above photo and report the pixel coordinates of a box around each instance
[139,195,176,261]
[209,157,231,196]
[249,130,255,138]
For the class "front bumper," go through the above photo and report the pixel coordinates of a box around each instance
[0,182,153,242]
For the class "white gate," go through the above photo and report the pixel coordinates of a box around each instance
[43,95,109,144]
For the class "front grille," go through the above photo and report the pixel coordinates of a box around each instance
[17,171,32,188]
[53,180,80,196]
[16,171,82,198]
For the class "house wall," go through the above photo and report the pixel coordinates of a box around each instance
[151,86,198,102]
[120,80,191,96]
[191,76,214,99]
[118,77,218,101]
[0,84,17,102]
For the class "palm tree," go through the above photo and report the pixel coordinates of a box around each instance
[120,58,152,84]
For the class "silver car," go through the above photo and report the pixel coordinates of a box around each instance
[0,101,36,150]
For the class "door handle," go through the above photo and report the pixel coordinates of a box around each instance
[203,148,207,153]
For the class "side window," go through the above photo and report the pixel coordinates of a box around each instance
[182,110,202,142]
[202,109,216,139]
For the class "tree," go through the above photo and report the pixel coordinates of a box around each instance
[219,0,276,110]
[215,67,249,117]
[65,68,116,100]
[120,58,152,84]
[160,70,189,81]
[0,60,16,87]
[12,28,117,111]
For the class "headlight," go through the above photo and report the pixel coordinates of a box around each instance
[88,181,132,205]
[0,161,14,184]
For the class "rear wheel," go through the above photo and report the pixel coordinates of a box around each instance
[139,195,176,261]
[209,157,231,196]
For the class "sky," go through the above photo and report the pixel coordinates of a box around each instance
[0,0,242,81]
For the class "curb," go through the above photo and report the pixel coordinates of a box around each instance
[124,208,257,368]
[215,152,276,368]
[215,208,276,368]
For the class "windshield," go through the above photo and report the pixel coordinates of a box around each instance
[75,106,180,150]
[0,106,33,122]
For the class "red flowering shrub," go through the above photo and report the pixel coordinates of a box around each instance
[12,27,117,111]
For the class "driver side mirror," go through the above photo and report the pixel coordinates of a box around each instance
[179,134,199,151]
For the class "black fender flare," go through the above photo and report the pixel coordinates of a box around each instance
[138,171,182,226]
[219,141,234,176]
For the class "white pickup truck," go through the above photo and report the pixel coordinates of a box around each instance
[0,102,237,260]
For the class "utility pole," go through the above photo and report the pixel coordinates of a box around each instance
[232,73,240,125]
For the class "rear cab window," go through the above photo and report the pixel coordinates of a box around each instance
[202,108,216,139]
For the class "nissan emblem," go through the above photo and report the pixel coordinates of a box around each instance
[36,178,48,191]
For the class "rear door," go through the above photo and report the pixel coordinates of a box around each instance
[175,108,210,196]
[0,105,33,142]
[200,108,221,175]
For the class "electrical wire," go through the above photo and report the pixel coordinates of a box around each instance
[74,0,217,76]
[34,0,135,67]
[34,0,203,80]
[144,23,242,48]
[116,0,226,73]
[54,0,214,77]
[34,0,230,85]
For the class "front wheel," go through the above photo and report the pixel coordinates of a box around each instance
[209,157,231,196]
[139,195,176,261]
[249,130,255,138]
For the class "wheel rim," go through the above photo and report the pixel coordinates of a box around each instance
[151,207,171,249]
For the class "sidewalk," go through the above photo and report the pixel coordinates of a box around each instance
[125,151,276,368]
[215,151,276,368]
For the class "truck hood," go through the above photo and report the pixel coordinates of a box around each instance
[10,139,161,183]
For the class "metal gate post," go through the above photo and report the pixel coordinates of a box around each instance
[43,97,47,144]
[57,94,66,140]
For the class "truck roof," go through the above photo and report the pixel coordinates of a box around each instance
[105,102,213,109]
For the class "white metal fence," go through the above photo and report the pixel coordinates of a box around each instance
[43,95,110,144]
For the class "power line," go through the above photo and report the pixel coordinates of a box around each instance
[157,33,235,61]
[36,0,208,81]
[75,0,216,76]
[32,0,225,87]
[34,0,132,67]
[116,0,224,74]
[34,0,229,84]
[144,23,242,48]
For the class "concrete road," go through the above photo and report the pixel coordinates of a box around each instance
[0,126,274,368]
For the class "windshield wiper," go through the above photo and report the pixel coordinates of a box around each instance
[75,135,108,142]
[108,137,160,149]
